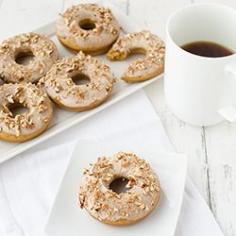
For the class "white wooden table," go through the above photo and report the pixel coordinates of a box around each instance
[0,0,236,235]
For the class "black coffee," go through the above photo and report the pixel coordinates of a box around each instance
[181,41,234,58]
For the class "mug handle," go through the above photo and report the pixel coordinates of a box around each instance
[218,106,236,122]
[218,65,236,122]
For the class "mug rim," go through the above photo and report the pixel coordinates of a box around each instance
[166,2,236,60]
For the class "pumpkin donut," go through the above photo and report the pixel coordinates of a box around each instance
[0,83,53,143]
[107,31,165,83]
[39,52,115,111]
[79,152,161,226]
[56,3,120,55]
[0,33,59,83]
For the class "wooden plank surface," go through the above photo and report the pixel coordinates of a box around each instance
[0,0,63,40]
[192,0,236,235]
[0,0,236,235]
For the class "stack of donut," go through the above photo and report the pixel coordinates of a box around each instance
[0,3,165,143]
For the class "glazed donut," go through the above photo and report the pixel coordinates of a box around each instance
[79,152,160,226]
[0,83,53,142]
[56,3,120,55]
[0,33,59,83]
[107,31,165,83]
[39,52,114,111]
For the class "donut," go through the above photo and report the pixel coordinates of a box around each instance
[39,52,114,111]
[56,4,120,55]
[0,83,53,142]
[107,31,165,83]
[79,152,161,226]
[0,32,59,83]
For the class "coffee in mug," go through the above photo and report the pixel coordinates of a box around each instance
[181,41,234,58]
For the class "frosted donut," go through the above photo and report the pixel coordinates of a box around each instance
[0,33,59,83]
[79,152,161,226]
[0,83,53,143]
[107,31,165,83]
[39,52,114,111]
[56,3,120,55]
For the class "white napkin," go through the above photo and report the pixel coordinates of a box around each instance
[0,91,223,236]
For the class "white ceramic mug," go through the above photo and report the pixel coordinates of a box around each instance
[165,3,236,126]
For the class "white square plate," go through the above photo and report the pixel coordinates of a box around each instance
[45,138,187,236]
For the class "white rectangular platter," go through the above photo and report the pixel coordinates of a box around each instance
[45,138,187,236]
[0,3,163,164]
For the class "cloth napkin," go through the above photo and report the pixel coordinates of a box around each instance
[0,91,223,236]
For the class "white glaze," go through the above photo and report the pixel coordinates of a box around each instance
[0,32,59,83]
[79,152,160,223]
[0,83,52,137]
[56,3,120,52]
[40,52,114,111]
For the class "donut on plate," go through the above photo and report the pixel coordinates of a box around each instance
[0,83,53,142]
[0,33,59,83]
[39,52,115,111]
[107,31,165,83]
[79,152,161,226]
[56,3,121,55]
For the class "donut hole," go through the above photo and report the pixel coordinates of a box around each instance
[15,50,35,66]
[0,77,4,85]
[71,73,90,85]
[79,19,96,30]
[8,102,29,117]
[109,177,130,194]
